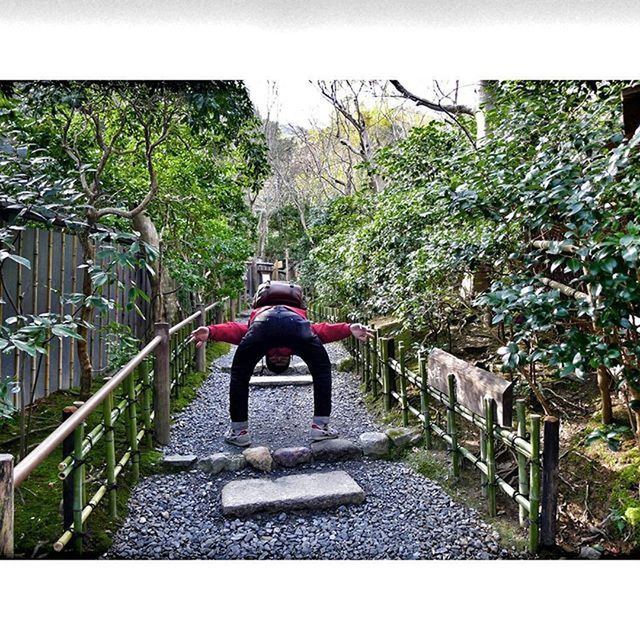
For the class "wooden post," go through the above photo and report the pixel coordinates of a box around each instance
[381,338,392,412]
[125,372,139,483]
[399,341,409,429]
[479,405,488,498]
[484,396,497,516]
[541,415,560,548]
[515,399,530,527]
[371,329,379,398]
[197,304,207,373]
[0,453,14,558]
[419,352,431,449]
[529,414,541,553]
[103,387,117,517]
[61,406,77,531]
[140,359,152,448]
[153,322,171,445]
[447,374,460,479]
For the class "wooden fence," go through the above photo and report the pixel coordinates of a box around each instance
[0,296,237,558]
[310,304,560,554]
[0,225,152,409]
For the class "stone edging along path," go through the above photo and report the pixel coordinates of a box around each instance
[162,427,424,476]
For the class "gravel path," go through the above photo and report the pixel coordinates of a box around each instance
[104,341,515,560]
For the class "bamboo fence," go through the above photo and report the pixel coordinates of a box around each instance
[310,303,560,554]
[0,296,236,558]
[0,225,152,409]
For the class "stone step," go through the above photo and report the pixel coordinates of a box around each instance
[221,470,365,517]
[250,374,313,386]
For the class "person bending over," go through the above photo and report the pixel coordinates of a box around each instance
[189,303,372,447]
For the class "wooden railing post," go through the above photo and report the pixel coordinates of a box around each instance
[196,304,207,373]
[0,453,14,558]
[153,322,171,446]
[541,415,560,548]
[140,359,152,449]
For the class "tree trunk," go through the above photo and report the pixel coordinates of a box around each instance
[476,80,494,145]
[131,211,176,325]
[77,232,95,399]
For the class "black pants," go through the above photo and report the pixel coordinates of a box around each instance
[229,306,332,423]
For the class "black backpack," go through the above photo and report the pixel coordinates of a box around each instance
[253,281,306,310]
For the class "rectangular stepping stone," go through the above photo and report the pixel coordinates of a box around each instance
[249,374,313,386]
[221,470,365,517]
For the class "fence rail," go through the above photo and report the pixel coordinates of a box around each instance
[310,303,560,554]
[0,295,239,558]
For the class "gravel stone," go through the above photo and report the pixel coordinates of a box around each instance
[197,453,230,474]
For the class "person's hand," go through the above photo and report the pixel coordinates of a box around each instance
[188,326,210,348]
[350,323,374,342]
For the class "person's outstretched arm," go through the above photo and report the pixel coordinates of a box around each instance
[312,321,374,344]
[189,322,248,348]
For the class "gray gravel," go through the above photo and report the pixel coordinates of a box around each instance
[104,341,517,560]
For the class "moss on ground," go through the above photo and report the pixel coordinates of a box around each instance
[5,340,229,559]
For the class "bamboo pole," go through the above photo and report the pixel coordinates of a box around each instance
[381,338,391,412]
[0,453,14,558]
[69,234,77,387]
[419,353,431,449]
[30,228,39,398]
[447,373,460,479]
[58,232,66,389]
[14,233,22,410]
[529,414,542,553]
[364,337,371,391]
[387,338,396,409]
[399,341,409,429]
[125,372,139,483]
[407,406,532,513]
[153,323,171,445]
[541,416,560,548]
[44,230,53,395]
[371,329,379,398]
[479,400,488,498]
[54,428,146,552]
[140,358,152,448]
[515,400,530,527]
[73,418,84,554]
[103,386,117,517]
[61,406,77,531]
[484,396,497,516]
[197,304,206,372]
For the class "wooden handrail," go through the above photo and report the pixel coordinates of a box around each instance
[13,335,163,488]
[13,296,227,487]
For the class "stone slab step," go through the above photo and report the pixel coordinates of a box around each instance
[221,470,365,517]
[249,374,313,386]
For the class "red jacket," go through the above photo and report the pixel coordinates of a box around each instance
[207,305,351,357]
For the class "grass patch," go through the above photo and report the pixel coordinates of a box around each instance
[5,340,229,558]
